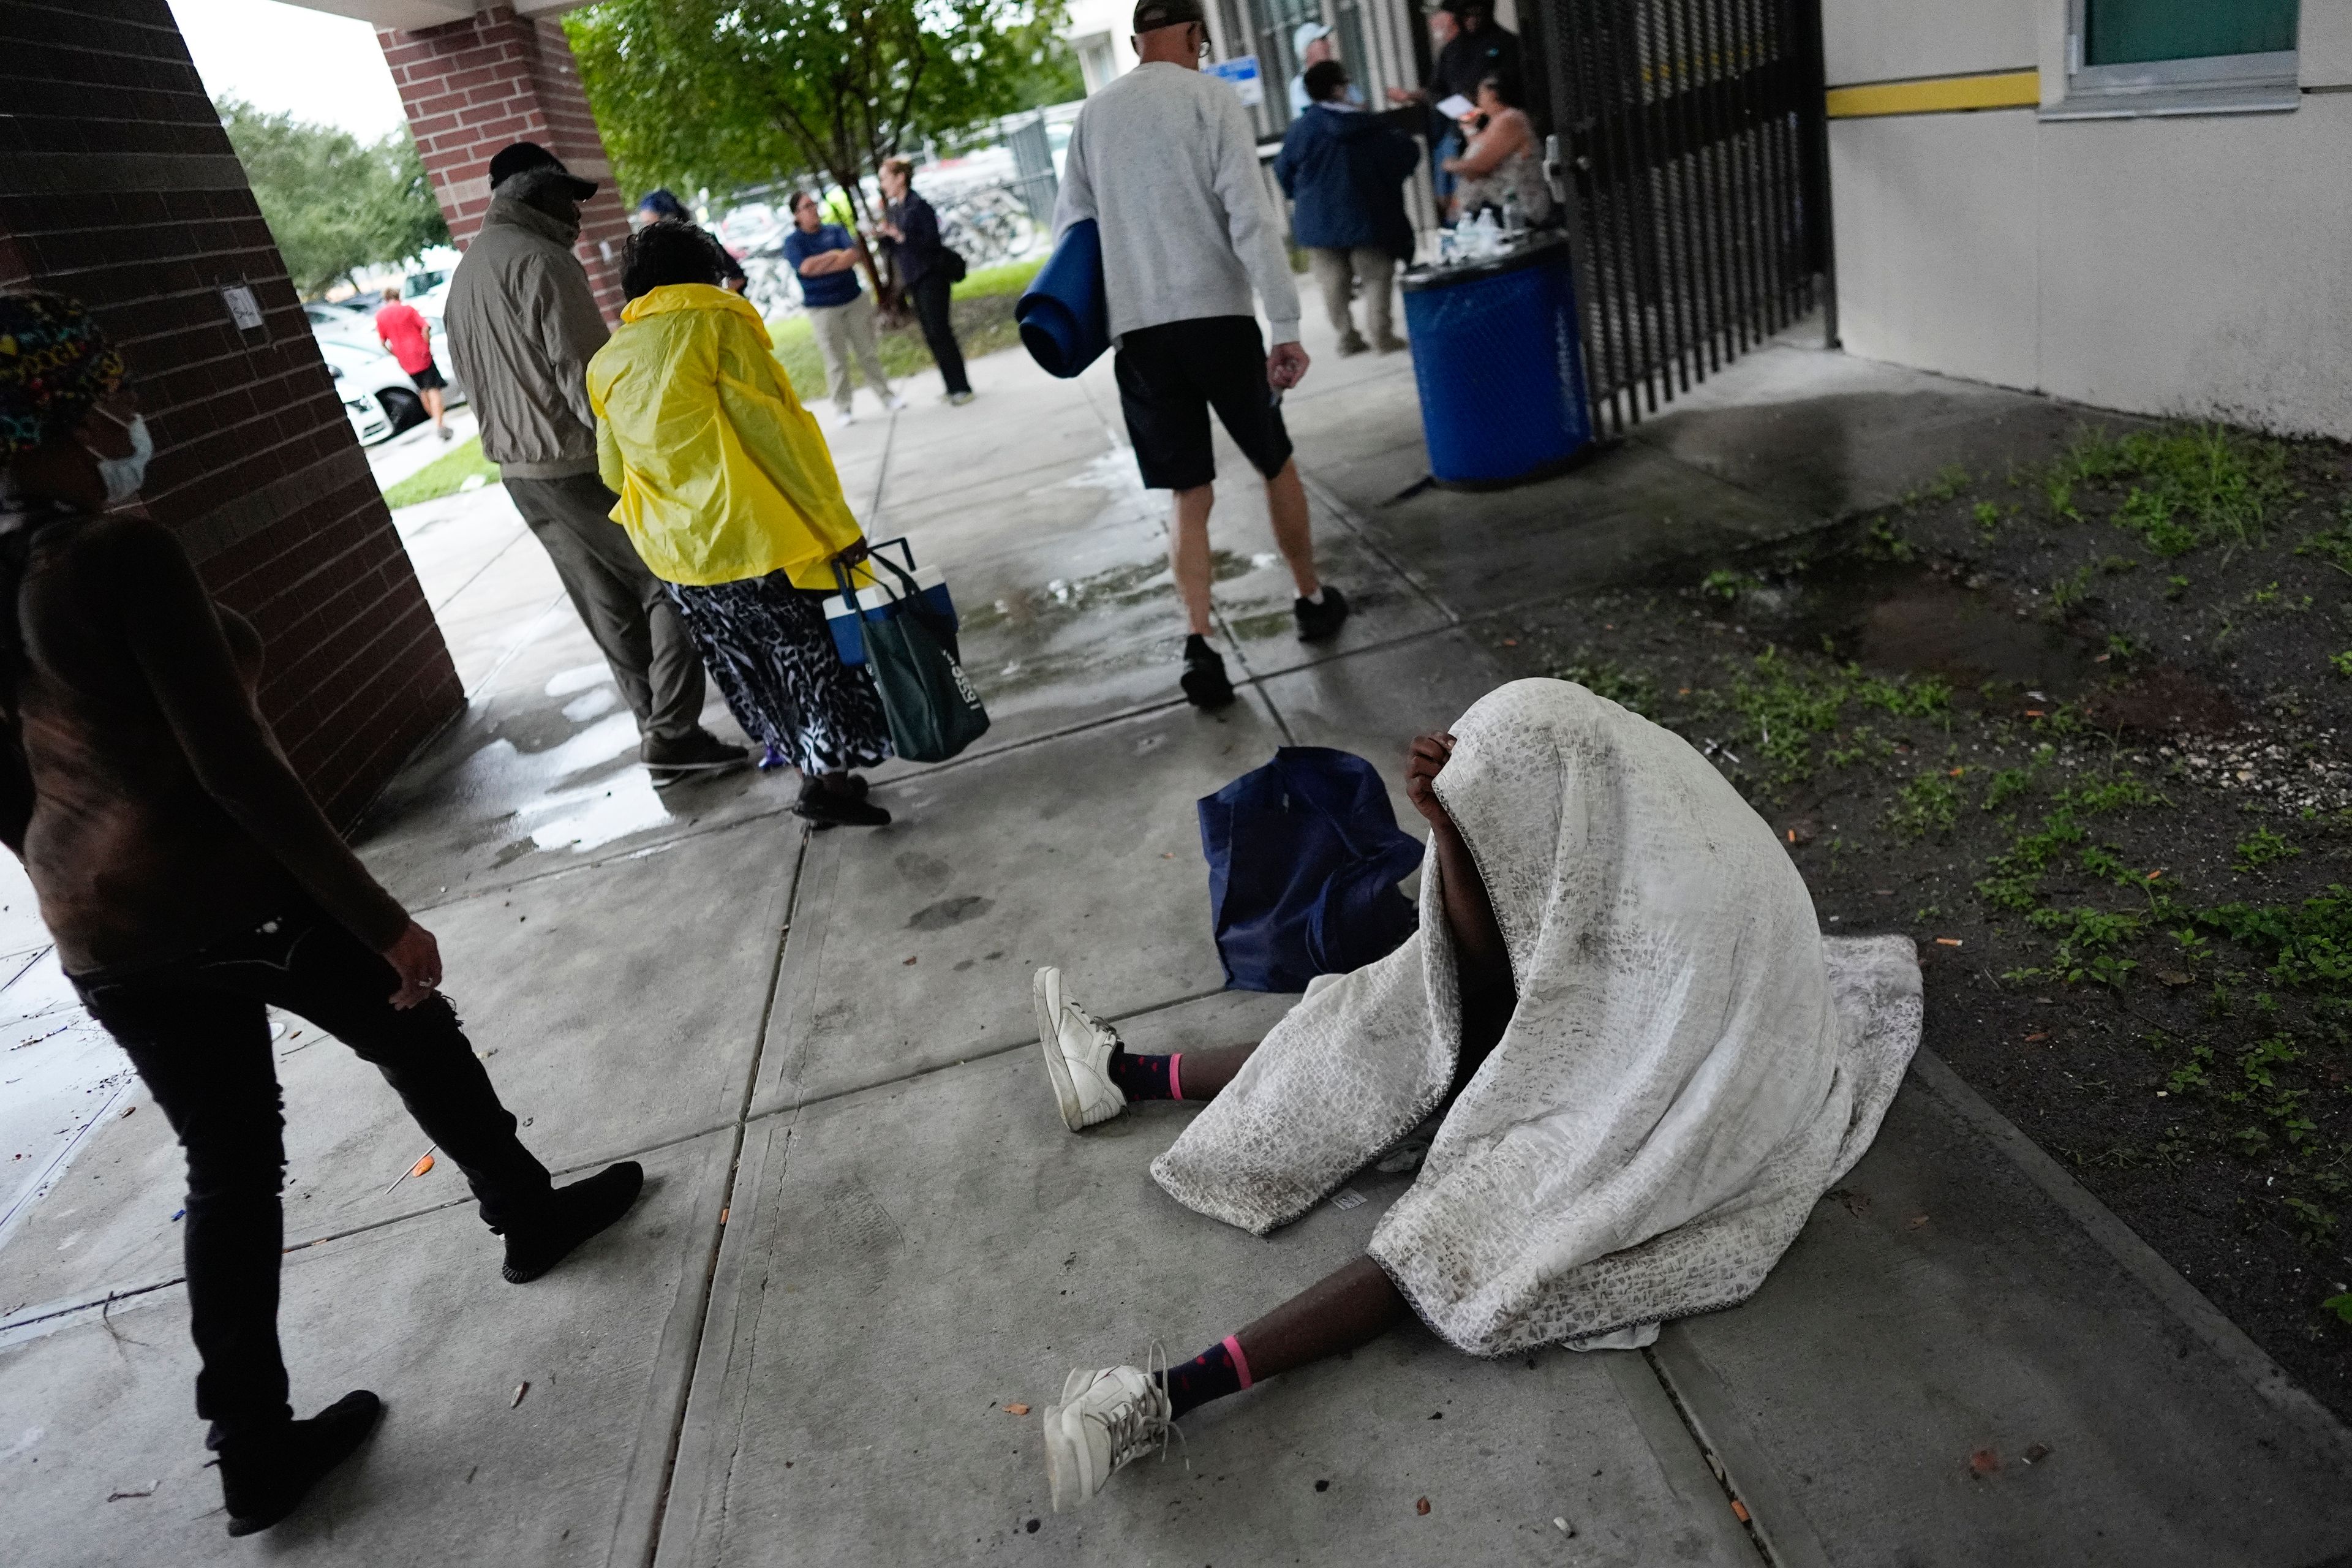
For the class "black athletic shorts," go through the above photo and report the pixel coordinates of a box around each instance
[1113,316,1293,492]
[408,361,447,391]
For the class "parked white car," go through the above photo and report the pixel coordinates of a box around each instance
[303,300,378,346]
[315,335,422,447]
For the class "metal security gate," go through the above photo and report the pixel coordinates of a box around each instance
[1533,0,1833,434]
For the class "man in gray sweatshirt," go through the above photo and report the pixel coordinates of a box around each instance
[445,142,744,784]
[1055,0,1350,710]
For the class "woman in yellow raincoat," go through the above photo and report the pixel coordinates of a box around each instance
[587,224,891,827]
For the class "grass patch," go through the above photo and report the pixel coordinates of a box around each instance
[2041,423,2291,556]
[382,435,499,510]
[769,255,1045,404]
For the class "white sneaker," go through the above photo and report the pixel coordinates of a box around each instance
[1033,967,1126,1132]
[1042,1363,1172,1512]
[883,393,908,412]
[832,407,858,427]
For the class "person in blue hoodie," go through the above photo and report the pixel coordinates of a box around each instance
[1275,60,1422,356]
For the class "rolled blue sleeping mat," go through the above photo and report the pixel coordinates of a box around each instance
[1016,219,1110,379]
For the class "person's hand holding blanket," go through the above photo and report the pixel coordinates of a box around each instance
[1404,732,1515,1052]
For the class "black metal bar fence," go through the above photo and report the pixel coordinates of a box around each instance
[1535,0,1831,435]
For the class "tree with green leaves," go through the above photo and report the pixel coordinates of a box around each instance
[216,98,449,298]
[565,0,1076,233]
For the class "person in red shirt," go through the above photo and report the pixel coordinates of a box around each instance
[374,287,451,440]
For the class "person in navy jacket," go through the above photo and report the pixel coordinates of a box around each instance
[1274,60,1422,356]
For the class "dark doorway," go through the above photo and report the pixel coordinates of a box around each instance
[1533,0,1834,434]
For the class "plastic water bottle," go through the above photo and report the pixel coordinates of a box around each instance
[1501,189,1522,235]
[1470,209,1499,257]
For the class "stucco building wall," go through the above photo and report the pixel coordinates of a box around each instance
[1824,1,2352,438]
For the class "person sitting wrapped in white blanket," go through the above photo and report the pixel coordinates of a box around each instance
[1028,677,1924,1512]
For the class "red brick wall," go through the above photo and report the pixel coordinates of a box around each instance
[380,6,634,320]
[0,0,463,829]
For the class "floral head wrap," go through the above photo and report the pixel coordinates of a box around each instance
[0,294,126,460]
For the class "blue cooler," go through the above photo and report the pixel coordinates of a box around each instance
[823,537,959,666]
[1400,235,1593,488]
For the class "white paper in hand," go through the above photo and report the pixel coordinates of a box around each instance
[1436,93,1476,120]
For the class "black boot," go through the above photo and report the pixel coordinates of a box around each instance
[500,1161,646,1284]
[214,1390,383,1537]
[795,774,891,828]
[1293,584,1351,643]
[1180,634,1235,709]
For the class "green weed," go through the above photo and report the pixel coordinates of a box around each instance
[2329,651,2352,679]
[2062,772,2171,815]
[1890,774,1962,840]
[2109,426,2290,557]
[2283,1198,2339,1248]
[2195,886,2352,988]
[1915,463,1971,503]
[1551,655,1654,716]
[2165,574,2190,600]
[1982,767,2034,812]
[1972,500,2002,535]
[2296,514,2352,576]
[2234,827,2302,871]
[2048,564,2095,612]
[1825,727,1893,769]
[1699,568,1756,603]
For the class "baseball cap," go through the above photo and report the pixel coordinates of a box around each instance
[1132,0,1204,32]
[1293,21,1332,56]
[486,140,598,199]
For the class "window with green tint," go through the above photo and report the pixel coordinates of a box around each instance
[2087,0,2297,66]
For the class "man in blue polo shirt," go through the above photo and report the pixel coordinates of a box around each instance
[782,191,904,425]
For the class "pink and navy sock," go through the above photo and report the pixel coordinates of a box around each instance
[1164,1335,1252,1419]
[1107,1047,1183,1102]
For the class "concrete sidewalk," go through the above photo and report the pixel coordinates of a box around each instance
[4,288,2350,1567]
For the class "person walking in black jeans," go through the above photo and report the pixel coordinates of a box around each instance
[0,293,643,1538]
[875,157,974,405]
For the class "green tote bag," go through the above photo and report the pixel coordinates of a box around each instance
[835,552,990,763]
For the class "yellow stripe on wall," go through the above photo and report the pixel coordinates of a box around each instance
[1826,70,2041,119]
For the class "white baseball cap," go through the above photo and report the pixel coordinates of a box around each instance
[1293,20,1333,56]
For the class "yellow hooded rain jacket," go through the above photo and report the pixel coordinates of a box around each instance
[587,283,865,590]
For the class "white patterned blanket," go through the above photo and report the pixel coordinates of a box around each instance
[1152,679,1922,1354]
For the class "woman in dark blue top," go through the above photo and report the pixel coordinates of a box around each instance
[782,192,903,421]
[875,158,974,404]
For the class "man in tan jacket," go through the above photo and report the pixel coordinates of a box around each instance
[445,142,744,785]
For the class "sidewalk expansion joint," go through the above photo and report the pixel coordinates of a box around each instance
[402,804,798,916]
[1912,1049,2352,1461]
[744,981,1241,1126]
[1296,467,1459,626]
[641,829,810,1558]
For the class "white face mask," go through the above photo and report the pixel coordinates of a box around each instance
[91,412,153,505]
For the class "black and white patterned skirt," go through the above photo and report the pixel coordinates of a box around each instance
[662,571,893,776]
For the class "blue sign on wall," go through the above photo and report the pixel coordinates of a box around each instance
[1205,55,1265,107]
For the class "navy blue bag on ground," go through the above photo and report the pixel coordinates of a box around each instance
[1198,747,1425,993]
[1016,219,1110,379]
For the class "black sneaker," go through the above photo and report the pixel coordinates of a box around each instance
[645,729,751,788]
[1294,585,1351,643]
[796,777,891,828]
[501,1162,645,1284]
[1180,635,1235,709]
[216,1390,383,1537]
